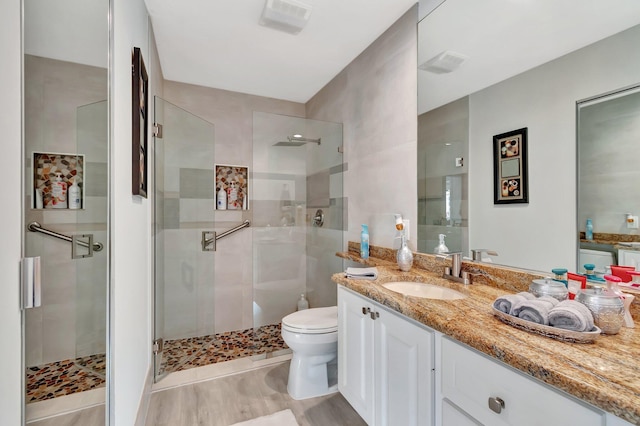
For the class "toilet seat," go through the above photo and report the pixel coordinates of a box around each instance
[282,306,337,334]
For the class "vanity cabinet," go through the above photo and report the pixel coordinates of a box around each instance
[338,286,434,426]
[440,337,605,426]
[618,249,640,269]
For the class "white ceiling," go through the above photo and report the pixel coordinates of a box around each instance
[418,0,640,113]
[24,0,640,110]
[145,0,418,103]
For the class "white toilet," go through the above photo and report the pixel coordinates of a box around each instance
[281,306,338,400]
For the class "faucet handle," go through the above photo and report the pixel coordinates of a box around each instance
[471,249,498,261]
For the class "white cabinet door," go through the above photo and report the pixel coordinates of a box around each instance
[442,398,482,426]
[338,287,375,425]
[441,337,604,426]
[375,307,434,426]
[618,249,640,268]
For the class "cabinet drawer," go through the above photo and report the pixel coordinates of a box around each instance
[441,337,604,426]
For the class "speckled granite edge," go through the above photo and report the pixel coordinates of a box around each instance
[580,232,640,245]
[344,241,640,317]
[337,242,640,424]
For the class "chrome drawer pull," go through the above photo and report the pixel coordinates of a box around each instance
[488,396,505,414]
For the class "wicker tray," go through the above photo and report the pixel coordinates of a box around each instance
[492,307,601,343]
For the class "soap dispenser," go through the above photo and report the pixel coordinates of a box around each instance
[297,293,309,311]
[395,215,413,272]
[434,234,449,254]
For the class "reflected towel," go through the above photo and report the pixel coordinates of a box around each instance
[511,296,558,325]
[548,300,595,332]
[345,267,378,280]
[493,292,536,313]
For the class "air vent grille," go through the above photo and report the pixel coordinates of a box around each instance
[419,51,468,74]
[260,0,313,35]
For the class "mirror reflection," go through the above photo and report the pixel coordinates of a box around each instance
[417,0,640,273]
[578,85,640,275]
[23,0,108,421]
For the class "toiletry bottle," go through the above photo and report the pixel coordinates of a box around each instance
[228,181,238,209]
[583,263,605,282]
[552,268,568,287]
[217,186,227,210]
[360,224,369,259]
[434,234,449,254]
[34,188,43,209]
[604,274,635,328]
[68,179,81,210]
[585,218,593,240]
[397,233,413,272]
[297,294,309,311]
[51,172,68,209]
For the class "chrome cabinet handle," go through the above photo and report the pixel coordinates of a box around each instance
[488,396,505,414]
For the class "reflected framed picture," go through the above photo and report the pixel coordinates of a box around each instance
[132,47,148,198]
[493,127,528,204]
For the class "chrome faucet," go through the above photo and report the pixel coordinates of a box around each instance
[437,252,471,284]
[471,249,498,262]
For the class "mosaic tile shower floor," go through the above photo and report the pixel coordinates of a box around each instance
[160,323,288,375]
[26,354,106,403]
[26,324,287,403]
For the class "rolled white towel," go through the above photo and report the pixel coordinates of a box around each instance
[537,295,560,308]
[548,300,595,332]
[345,267,378,280]
[511,299,553,325]
[493,292,535,313]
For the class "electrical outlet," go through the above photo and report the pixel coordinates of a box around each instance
[627,215,639,229]
[455,157,464,167]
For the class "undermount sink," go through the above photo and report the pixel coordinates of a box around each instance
[619,242,640,248]
[381,281,466,300]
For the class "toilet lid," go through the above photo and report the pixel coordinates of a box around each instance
[282,306,337,333]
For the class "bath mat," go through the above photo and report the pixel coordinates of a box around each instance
[230,409,299,426]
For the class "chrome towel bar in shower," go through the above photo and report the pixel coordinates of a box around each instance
[202,220,250,251]
[28,221,104,259]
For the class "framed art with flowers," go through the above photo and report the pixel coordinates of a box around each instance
[493,127,528,204]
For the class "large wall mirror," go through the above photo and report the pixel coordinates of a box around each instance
[23,0,109,422]
[417,0,640,273]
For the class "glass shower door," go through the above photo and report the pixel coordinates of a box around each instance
[153,97,216,381]
[23,98,109,420]
[251,112,344,358]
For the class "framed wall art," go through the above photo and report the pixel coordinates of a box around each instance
[215,164,249,210]
[132,47,148,198]
[493,127,528,204]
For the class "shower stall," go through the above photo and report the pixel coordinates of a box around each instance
[251,112,345,337]
[23,59,109,418]
[153,106,344,382]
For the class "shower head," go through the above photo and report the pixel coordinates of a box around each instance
[273,140,306,147]
[273,136,321,147]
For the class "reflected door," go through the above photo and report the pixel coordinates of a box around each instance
[153,97,216,382]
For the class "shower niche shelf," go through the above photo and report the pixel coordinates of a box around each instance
[32,151,85,210]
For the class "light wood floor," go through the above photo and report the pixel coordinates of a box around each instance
[146,361,366,426]
[29,405,105,426]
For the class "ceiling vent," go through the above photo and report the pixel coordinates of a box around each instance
[419,50,468,74]
[259,0,313,35]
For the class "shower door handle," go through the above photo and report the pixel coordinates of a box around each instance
[21,257,42,309]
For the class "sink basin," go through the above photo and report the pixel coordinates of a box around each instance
[619,242,640,248]
[381,281,466,300]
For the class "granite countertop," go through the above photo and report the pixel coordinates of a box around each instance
[332,252,640,424]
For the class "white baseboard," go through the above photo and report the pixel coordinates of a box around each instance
[151,351,292,393]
